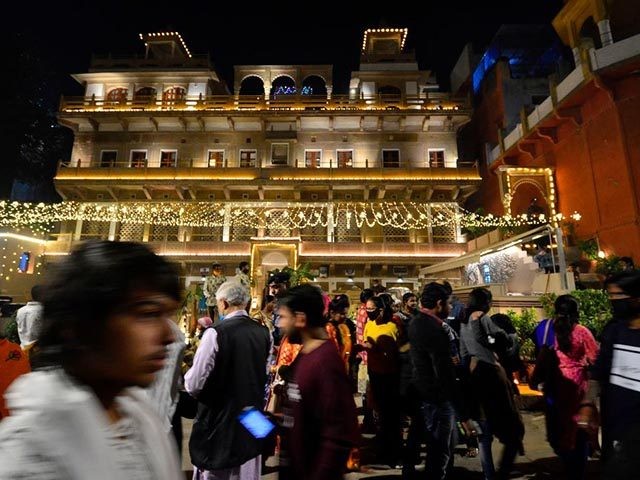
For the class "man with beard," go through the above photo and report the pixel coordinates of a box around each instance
[587,271,640,479]
[408,282,472,480]
[277,284,359,480]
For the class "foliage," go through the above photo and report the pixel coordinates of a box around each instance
[282,263,315,287]
[506,308,539,361]
[461,208,493,240]
[2,313,21,345]
[578,238,599,260]
[539,289,612,338]
[595,255,623,276]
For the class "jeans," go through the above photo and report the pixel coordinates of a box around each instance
[421,401,456,480]
[477,420,519,480]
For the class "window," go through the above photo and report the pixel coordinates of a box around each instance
[162,87,186,106]
[382,149,400,168]
[240,149,257,168]
[271,144,289,166]
[100,150,117,168]
[160,150,177,168]
[130,150,147,168]
[428,149,445,168]
[106,88,128,104]
[336,149,353,168]
[208,150,224,167]
[305,150,322,168]
[134,87,156,102]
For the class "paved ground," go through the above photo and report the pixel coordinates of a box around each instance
[181,402,601,479]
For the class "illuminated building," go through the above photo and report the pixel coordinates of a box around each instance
[47,28,479,296]
[454,0,640,263]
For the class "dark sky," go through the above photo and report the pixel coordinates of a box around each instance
[10,0,564,96]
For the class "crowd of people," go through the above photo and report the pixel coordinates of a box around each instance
[0,240,639,480]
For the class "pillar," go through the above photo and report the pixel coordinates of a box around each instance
[327,204,335,243]
[597,19,614,47]
[222,205,231,242]
[572,47,582,67]
[326,84,333,100]
[108,221,117,241]
[74,220,83,241]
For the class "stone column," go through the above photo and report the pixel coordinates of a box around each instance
[327,204,335,243]
[108,221,117,241]
[597,19,614,47]
[572,47,582,67]
[263,82,272,104]
[326,84,333,100]
[222,205,231,242]
[74,220,83,241]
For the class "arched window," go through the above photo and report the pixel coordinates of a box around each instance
[162,87,186,106]
[134,87,157,102]
[301,75,327,96]
[239,76,265,96]
[106,88,128,104]
[271,76,296,97]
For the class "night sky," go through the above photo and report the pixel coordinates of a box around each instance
[10,0,564,95]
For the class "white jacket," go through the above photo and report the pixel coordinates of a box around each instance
[0,369,183,480]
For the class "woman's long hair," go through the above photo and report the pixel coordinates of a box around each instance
[371,294,394,323]
[554,294,579,354]
[463,287,492,323]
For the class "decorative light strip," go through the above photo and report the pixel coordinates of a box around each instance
[0,200,580,232]
[139,31,192,58]
[362,28,409,52]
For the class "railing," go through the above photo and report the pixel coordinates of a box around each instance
[589,32,640,71]
[60,93,470,113]
[59,158,479,171]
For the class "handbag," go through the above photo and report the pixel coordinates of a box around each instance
[530,320,559,389]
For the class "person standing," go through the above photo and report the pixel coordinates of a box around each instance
[203,263,227,322]
[236,261,251,287]
[460,287,524,480]
[277,284,359,480]
[589,271,640,479]
[0,241,183,479]
[186,281,271,480]
[15,284,44,356]
[409,282,472,480]
[535,295,598,480]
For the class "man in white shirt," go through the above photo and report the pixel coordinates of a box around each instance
[16,285,44,351]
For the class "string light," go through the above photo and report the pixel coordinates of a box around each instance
[0,200,581,232]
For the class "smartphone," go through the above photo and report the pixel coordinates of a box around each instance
[238,407,275,439]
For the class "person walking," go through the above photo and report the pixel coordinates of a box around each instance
[186,281,271,480]
[0,241,183,479]
[277,284,359,480]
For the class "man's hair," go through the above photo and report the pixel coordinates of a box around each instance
[402,292,417,304]
[613,271,640,298]
[216,281,251,306]
[360,288,375,304]
[212,263,222,269]
[277,284,326,328]
[35,241,181,369]
[238,261,250,270]
[372,284,387,295]
[620,256,635,267]
[329,294,350,313]
[269,271,290,286]
[31,284,43,302]
[420,282,449,309]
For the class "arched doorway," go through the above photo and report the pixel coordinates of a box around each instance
[301,75,327,96]
[163,86,186,106]
[510,181,550,217]
[271,75,297,97]
[239,76,265,96]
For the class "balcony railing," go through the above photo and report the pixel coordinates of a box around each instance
[89,53,213,70]
[59,93,469,113]
[59,158,478,172]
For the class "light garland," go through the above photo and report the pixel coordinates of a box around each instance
[0,201,581,232]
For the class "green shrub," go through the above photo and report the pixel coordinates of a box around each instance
[2,313,21,345]
[506,308,539,361]
[539,289,611,339]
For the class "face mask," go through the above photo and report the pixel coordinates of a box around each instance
[288,329,303,344]
[367,310,380,321]
[612,298,636,320]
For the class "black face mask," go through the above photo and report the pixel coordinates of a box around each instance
[288,329,303,345]
[612,298,636,321]
[367,310,380,321]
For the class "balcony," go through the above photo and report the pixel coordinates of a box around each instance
[55,159,480,184]
[59,93,470,114]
